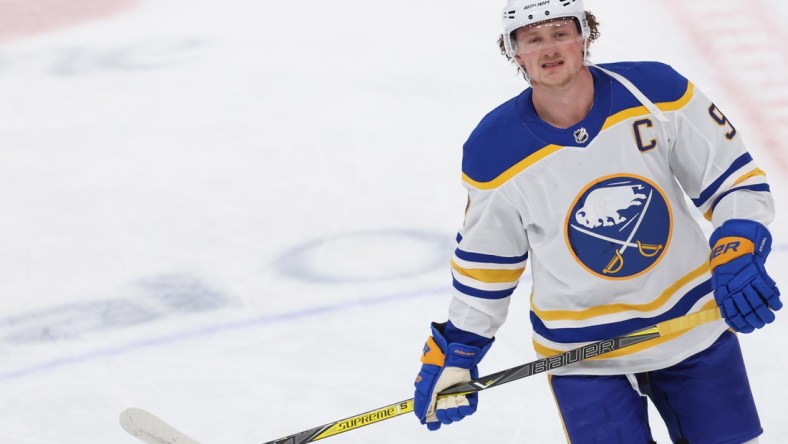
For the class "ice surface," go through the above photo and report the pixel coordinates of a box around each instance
[1,0,787,443]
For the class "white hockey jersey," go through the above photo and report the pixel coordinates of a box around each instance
[449,62,775,375]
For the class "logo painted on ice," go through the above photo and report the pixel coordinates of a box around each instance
[565,175,672,279]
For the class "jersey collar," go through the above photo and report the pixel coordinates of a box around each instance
[515,66,613,148]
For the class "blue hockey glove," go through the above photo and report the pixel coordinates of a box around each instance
[413,322,493,431]
[709,219,782,333]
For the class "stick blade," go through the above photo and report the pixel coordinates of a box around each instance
[120,407,202,444]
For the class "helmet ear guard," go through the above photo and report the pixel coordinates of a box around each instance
[501,0,590,58]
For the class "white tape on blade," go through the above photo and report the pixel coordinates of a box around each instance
[119,408,202,444]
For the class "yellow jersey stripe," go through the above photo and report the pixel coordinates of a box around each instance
[732,167,766,186]
[451,259,525,284]
[703,167,766,221]
[462,144,563,190]
[531,262,709,321]
[461,83,695,191]
[532,300,718,360]
[601,82,695,131]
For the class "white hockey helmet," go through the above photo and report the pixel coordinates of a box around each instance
[502,0,590,58]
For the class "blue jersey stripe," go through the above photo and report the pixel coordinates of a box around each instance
[692,153,752,208]
[445,321,493,347]
[452,278,515,300]
[709,184,771,214]
[455,248,528,265]
[531,279,712,343]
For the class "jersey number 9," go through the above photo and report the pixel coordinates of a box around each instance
[708,103,737,140]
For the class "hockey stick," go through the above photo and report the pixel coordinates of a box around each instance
[121,407,201,444]
[120,306,721,444]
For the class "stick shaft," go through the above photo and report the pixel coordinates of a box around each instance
[119,307,721,444]
[261,306,721,443]
[262,400,414,444]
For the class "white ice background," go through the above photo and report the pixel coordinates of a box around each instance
[1,0,787,443]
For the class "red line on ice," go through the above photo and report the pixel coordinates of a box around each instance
[662,0,788,172]
[0,0,137,44]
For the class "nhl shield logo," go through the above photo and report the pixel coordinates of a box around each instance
[573,127,589,144]
[565,174,672,279]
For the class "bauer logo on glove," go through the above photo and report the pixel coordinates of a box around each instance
[413,322,493,431]
[709,219,782,333]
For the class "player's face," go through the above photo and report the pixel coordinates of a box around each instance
[512,18,585,88]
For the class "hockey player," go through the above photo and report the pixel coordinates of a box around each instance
[413,0,781,442]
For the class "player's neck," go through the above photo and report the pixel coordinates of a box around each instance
[531,67,594,129]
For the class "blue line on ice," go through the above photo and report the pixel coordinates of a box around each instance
[0,286,450,381]
[4,242,788,381]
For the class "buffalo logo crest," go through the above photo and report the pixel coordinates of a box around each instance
[566,175,672,279]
